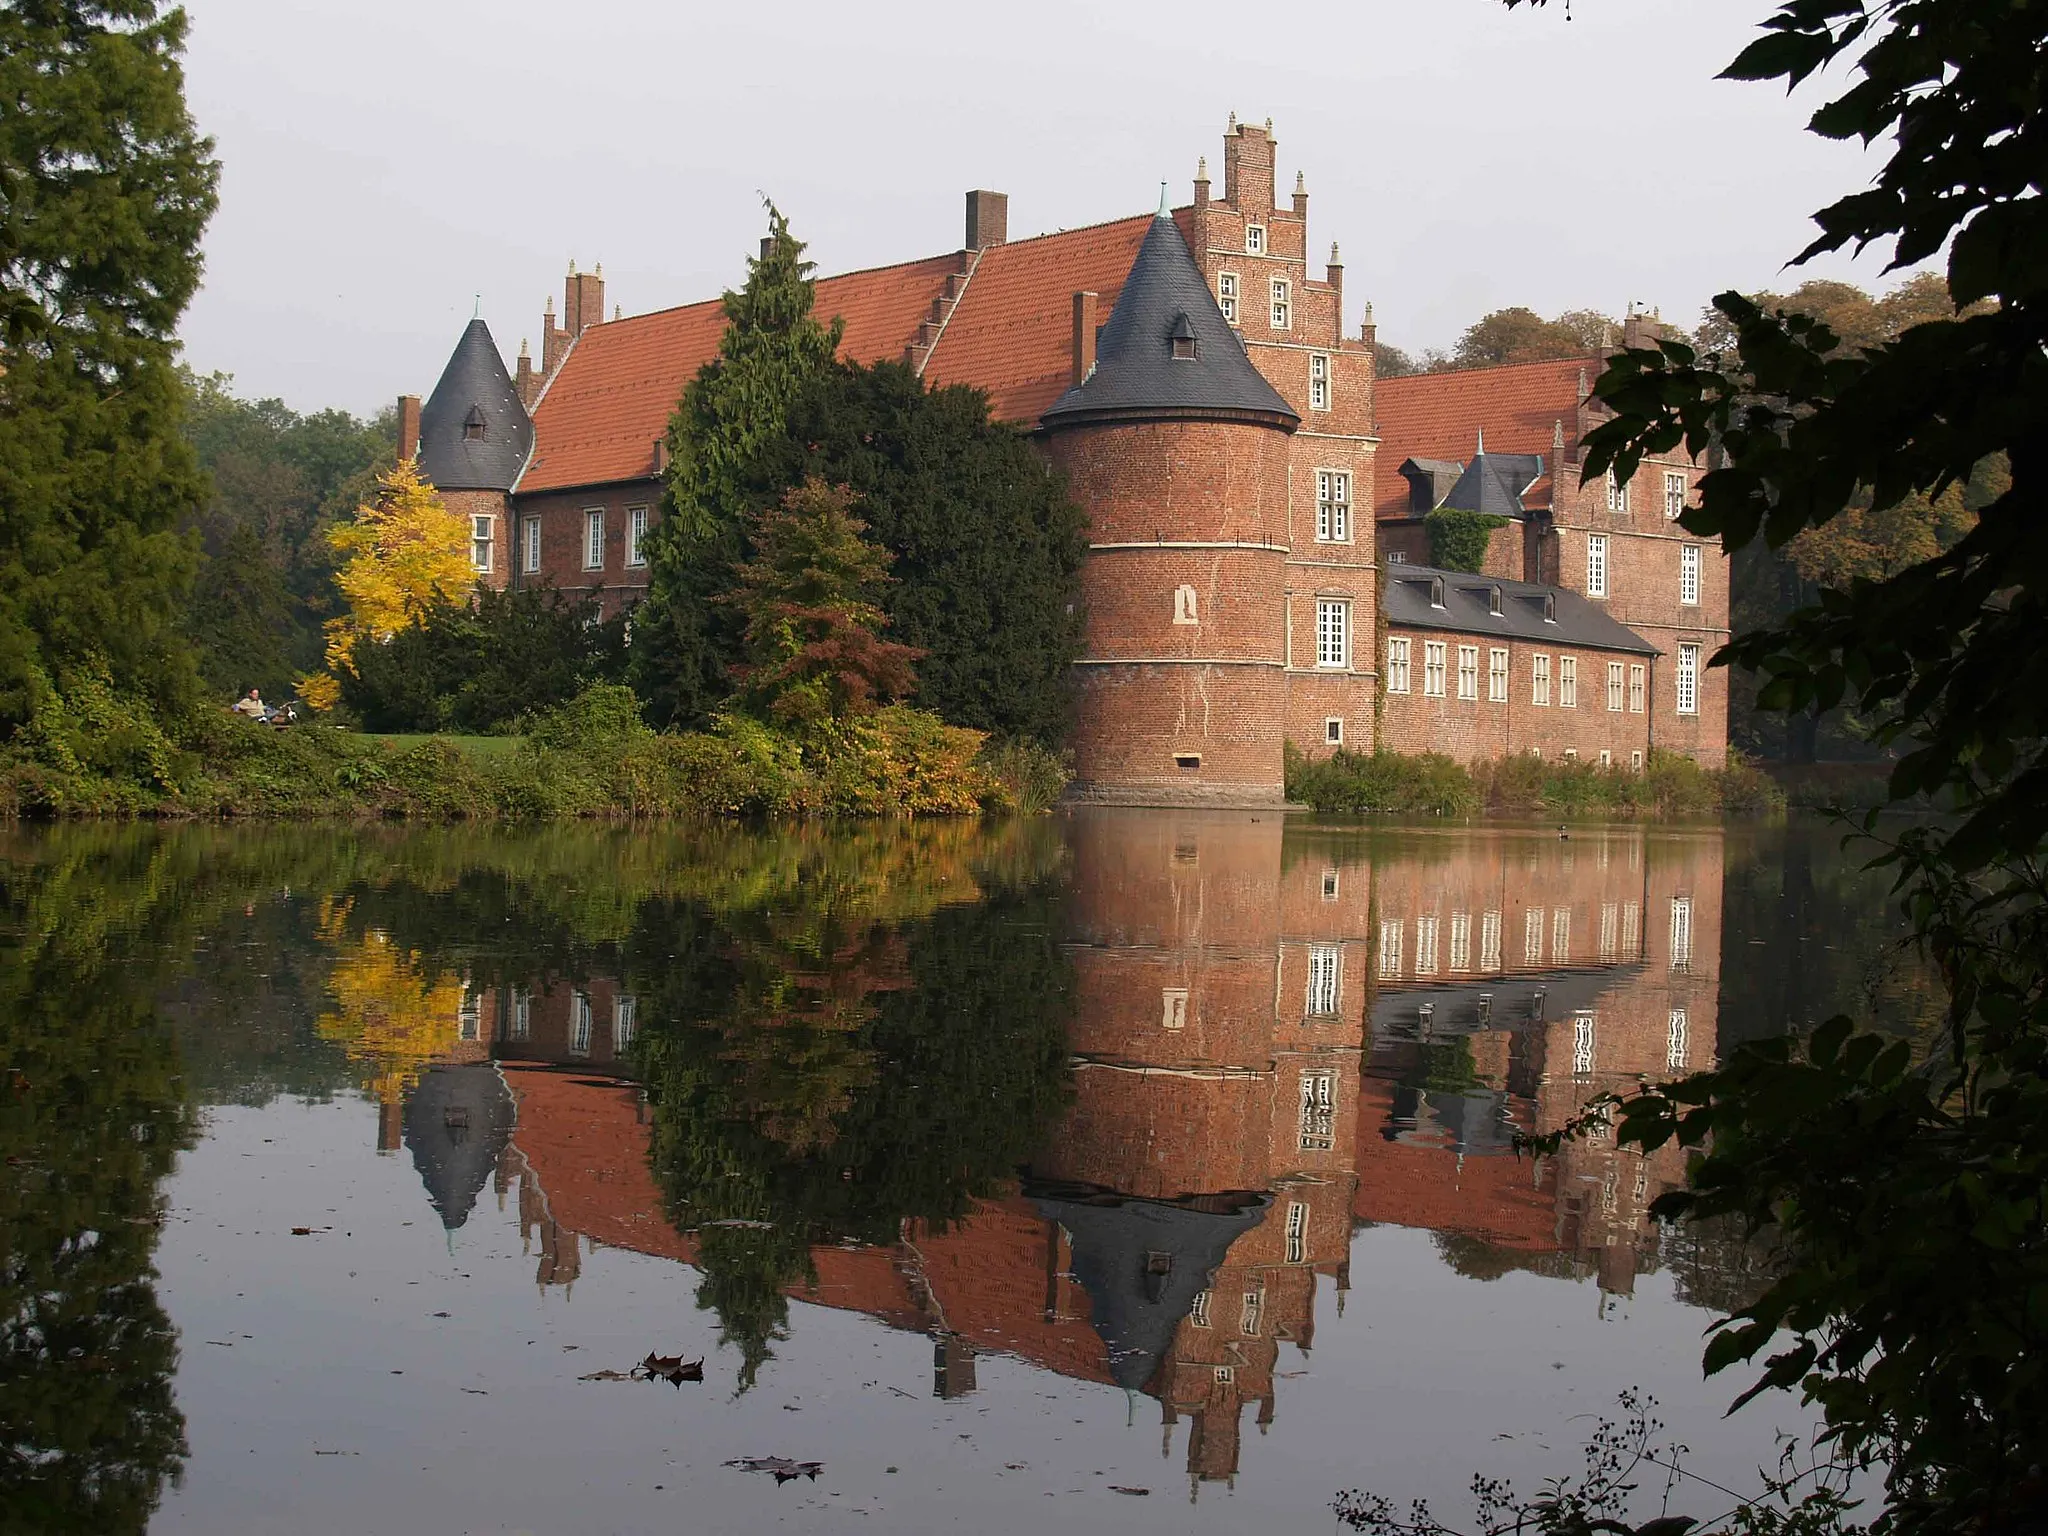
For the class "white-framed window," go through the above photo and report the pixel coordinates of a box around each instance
[1385,635,1410,691]
[458,984,481,1040]
[1664,470,1688,521]
[510,988,531,1040]
[1680,543,1701,606]
[1607,661,1625,712]
[1307,944,1342,1016]
[1298,1069,1336,1150]
[1488,647,1509,703]
[1573,1013,1597,1076]
[522,514,542,574]
[1629,663,1646,713]
[1676,643,1701,716]
[1423,641,1447,698]
[1271,277,1291,329]
[1587,534,1608,597]
[1631,748,1645,771]
[1415,915,1439,975]
[1214,1365,1236,1385]
[1246,224,1266,255]
[1241,1288,1265,1336]
[1607,470,1630,515]
[1670,897,1694,970]
[1457,645,1479,701]
[1316,599,1349,668]
[1321,868,1340,901]
[1623,901,1641,951]
[1309,353,1331,411]
[612,994,638,1052]
[1559,655,1578,708]
[1449,912,1471,972]
[1161,988,1189,1030]
[570,991,593,1057]
[1218,272,1239,325]
[1480,910,1502,971]
[1315,469,1350,542]
[1324,717,1343,747]
[1190,1289,1212,1327]
[626,506,649,568]
[1667,1008,1690,1071]
[1523,908,1543,964]
[1600,902,1619,960]
[1553,907,1572,961]
[583,508,605,570]
[1285,1200,1309,1264]
[1378,918,1403,978]
[470,515,494,573]
[1532,653,1552,706]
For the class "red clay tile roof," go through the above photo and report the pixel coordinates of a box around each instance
[1372,356,1592,520]
[519,215,1164,494]
[520,253,965,493]
[922,214,1155,422]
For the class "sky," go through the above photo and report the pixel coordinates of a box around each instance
[173,0,1905,417]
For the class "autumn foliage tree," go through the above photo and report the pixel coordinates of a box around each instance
[724,479,921,734]
[300,460,472,711]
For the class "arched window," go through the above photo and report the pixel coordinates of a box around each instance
[1488,585,1503,617]
[1543,592,1558,623]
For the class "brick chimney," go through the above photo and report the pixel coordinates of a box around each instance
[1071,290,1098,386]
[514,340,539,408]
[564,261,605,339]
[965,189,1008,251]
[1222,116,1276,214]
[397,395,421,462]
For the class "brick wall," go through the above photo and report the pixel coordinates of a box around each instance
[505,479,660,615]
[1378,627,1657,765]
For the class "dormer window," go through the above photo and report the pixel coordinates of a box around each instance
[1430,576,1445,609]
[1488,585,1503,617]
[462,405,486,442]
[1168,312,1198,361]
[1543,592,1558,623]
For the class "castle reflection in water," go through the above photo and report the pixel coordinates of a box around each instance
[388,811,1723,1494]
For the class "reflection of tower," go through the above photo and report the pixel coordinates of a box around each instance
[402,1064,516,1231]
[1033,807,1368,1489]
[1356,827,1726,1297]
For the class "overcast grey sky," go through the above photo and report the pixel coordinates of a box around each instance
[174,0,1901,416]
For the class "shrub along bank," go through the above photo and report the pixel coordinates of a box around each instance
[0,685,1065,821]
[1285,742,1784,818]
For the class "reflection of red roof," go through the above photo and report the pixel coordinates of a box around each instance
[519,215,1161,494]
[1372,357,1590,520]
[503,1065,696,1264]
[915,1199,1111,1385]
[1349,1075,1558,1250]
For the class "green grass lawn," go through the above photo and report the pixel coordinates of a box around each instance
[366,733,523,760]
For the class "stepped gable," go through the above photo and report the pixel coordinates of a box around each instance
[921,214,1155,421]
[1040,212,1299,431]
[1373,357,1592,519]
[418,319,535,491]
[403,1063,516,1230]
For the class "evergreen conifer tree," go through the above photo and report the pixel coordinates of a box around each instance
[634,204,843,726]
[0,1,220,730]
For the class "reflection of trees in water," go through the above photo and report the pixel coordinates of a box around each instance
[634,849,1076,1390]
[312,897,470,1110]
[0,839,197,1533]
[1431,1214,1777,1313]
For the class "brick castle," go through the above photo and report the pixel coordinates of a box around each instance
[401,119,1730,800]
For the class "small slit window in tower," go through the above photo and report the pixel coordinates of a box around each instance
[1173,584,1199,624]
[462,405,486,442]
[1168,311,1198,361]
[1173,752,1202,771]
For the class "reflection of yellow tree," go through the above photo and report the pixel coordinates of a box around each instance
[313,898,466,1106]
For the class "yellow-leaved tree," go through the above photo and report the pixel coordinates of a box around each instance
[298,460,472,711]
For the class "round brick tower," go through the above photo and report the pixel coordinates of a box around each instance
[1041,211,1299,806]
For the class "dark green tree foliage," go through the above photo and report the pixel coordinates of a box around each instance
[743,361,1088,744]
[339,584,628,734]
[1423,508,1510,573]
[180,371,394,698]
[0,1,219,730]
[1500,1,2048,1530]
[0,842,198,1531]
[635,205,843,727]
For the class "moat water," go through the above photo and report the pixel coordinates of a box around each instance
[1,812,1933,1535]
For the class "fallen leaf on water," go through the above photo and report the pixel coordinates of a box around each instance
[460,1388,488,1396]
[1110,1486,1151,1496]
[579,1369,635,1382]
[636,1353,705,1387]
[726,1456,823,1484]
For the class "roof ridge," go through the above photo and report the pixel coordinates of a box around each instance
[1382,354,1599,386]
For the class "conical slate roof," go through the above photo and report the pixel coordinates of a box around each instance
[404,1064,516,1230]
[1033,1190,1270,1391]
[418,318,534,491]
[1040,214,1299,432]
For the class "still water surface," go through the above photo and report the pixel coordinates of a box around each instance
[0,812,1931,1534]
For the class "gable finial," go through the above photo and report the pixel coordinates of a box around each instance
[472,293,481,320]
